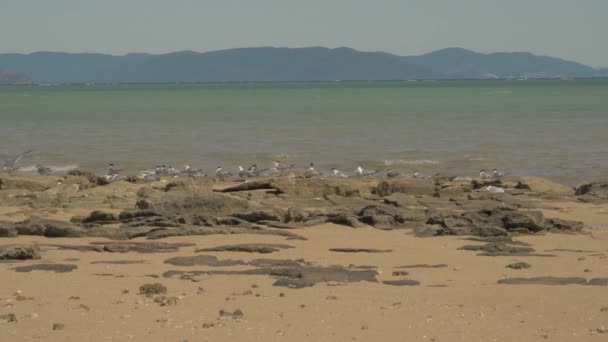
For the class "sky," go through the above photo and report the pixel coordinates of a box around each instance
[0,0,606,67]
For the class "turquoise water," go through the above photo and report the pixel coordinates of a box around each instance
[1,79,607,184]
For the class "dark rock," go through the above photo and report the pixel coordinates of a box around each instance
[506,262,531,269]
[498,277,587,285]
[544,218,584,232]
[219,309,244,319]
[459,243,539,256]
[375,179,435,197]
[13,263,77,273]
[326,212,365,228]
[271,266,378,288]
[501,210,545,232]
[118,210,162,221]
[575,181,608,200]
[392,271,409,276]
[56,241,194,253]
[215,180,276,193]
[414,225,445,237]
[52,323,65,331]
[0,313,17,322]
[139,283,167,296]
[329,248,392,253]
[395,264,448,269]
[82,211,118,223]
[383,279,420,286]
[90,260,146,265]
[248,259,304,267]
[164,255,246,267]
[0,226,18,237]
[0,245,41,260]
[285,207,309,223]
[587,278,608,286]
[44,224,84,238]
[196,243,293,254]
[232,209,284,223]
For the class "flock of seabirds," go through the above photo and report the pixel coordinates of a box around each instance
[1,150,506,183]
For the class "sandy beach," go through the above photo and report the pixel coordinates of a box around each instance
[1,172,607,341]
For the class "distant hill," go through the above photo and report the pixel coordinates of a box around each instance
[0,69,32,84]
[0,47,602,84]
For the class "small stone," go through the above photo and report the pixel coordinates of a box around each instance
[232,309,244,320]
[584,269,592,273]
[0,313,17,322]
[68,296,80,300]
[52,323,65,331]
[139,283,167,296]
[279,293,285,298]
[326,296,339,301]
[392,271,409,276]
[506,262,531,270]
[601,306,608,312]
[202,322,215,329]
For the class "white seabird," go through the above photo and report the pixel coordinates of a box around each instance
[305,163,321,177]
[35,164,52,175]
[238,166,251,179]
[2,150,32,173]
[479,169,492,179]
[331,168,348,178]
[492,168,505,178]
[215,166,233,180]
[355,165,377,177]
[107,163,122,176]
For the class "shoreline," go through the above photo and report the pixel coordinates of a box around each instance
[1,171,608,340]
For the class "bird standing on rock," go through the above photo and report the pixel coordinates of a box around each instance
[215,166,233,180]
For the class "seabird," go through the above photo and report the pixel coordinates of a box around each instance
[492,168,505,178]
[35,164,52,175]
[238,166,251,179]
[107,163,122,176]
[182,164,206,178]
[2,150,32,172]
[386,169,400,178]
[479,169,492,179]
[215,166,233,180]
[331,168,348,178]
[355,165,377,177]
[273,160,294,171]
[305,163,321,177]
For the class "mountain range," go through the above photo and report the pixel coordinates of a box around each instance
[0,47,604,84]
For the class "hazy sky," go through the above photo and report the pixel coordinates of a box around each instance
[1,0,606,66]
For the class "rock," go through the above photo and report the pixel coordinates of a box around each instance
[459,243,538,256]
[544,218,584,232]
[506,262,531,269]
[575,181,608,200]
[82,210,118,223]
[326,212,365,228]
[0,245,41,260]
[232,209,284,223]
[395,264,448,269]
[0,226,18,237]
[383,279,420,286]
[0,313,17,322]
[164,255,246,267]
[516,177,574,195]
[284,207,309,223]
[154,193,249,219]
[219,309,244,320]
[501,210,545,232]
[329,248,392,253]
[13,264,77,273]
[271,266,378,288]
[0,175,56,191]
[392,271,409,276]
[414,224,445,237]
[587,278,608,286]
[52,323,65,330]
[139,283,167,296]
[497,277,587,285]
[196,243,293,254]
[154,296,178,306]
[215,180,276,193]
[43,224,85,238]
[375,179,435,197]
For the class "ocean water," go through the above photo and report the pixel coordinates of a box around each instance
[1,79,607,185]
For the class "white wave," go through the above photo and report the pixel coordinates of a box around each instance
[383,159,440,166]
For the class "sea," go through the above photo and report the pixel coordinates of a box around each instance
[1,79,607,185]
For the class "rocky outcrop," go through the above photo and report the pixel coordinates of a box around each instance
[575,181,608,202]
[0,245,41,260]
